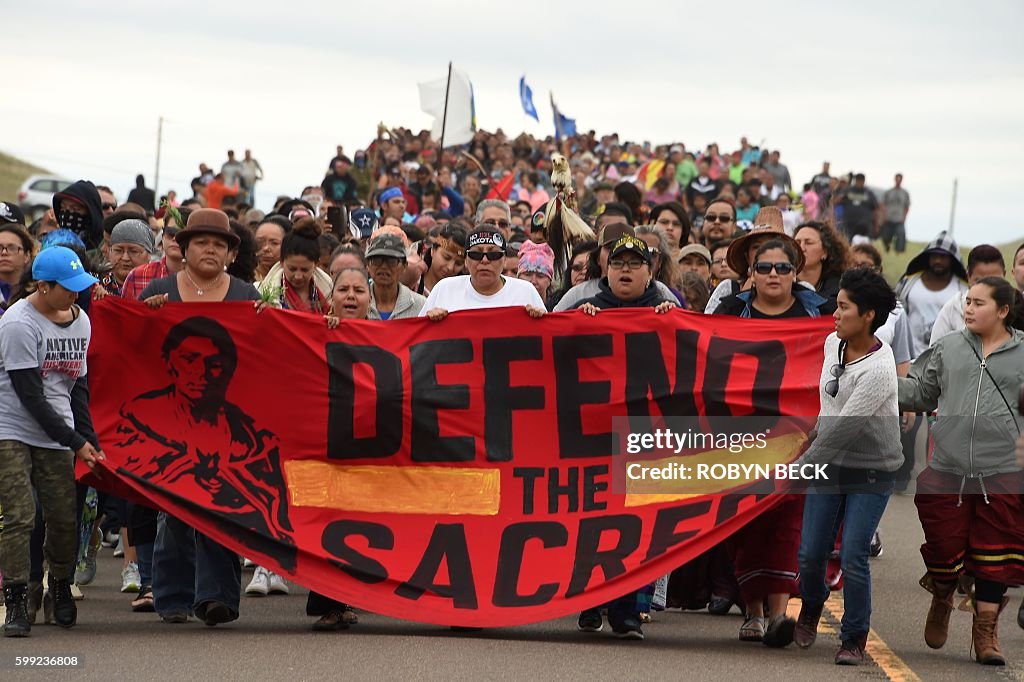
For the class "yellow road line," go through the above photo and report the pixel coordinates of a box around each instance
[821,593,922,682]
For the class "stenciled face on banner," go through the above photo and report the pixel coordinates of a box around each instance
[87,301,830,626]
[115,315,297,570]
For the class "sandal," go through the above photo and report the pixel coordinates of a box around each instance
[132,586,155,613]
[342,607,359,625]
[740,615,766,642]
[312,611,350,631]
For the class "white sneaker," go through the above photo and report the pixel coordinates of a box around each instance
[267,571,290,595]
[243,557,256,569]
[245,567,270,596]
[120,562,141,593]
[113,535,125,558]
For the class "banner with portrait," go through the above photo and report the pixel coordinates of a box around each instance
[84,299,830,626]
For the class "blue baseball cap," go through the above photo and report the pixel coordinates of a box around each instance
[32,246,98,292]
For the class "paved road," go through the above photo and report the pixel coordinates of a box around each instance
[2,495,1022,681]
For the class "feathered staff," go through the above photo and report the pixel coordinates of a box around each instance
[543,153,595,285]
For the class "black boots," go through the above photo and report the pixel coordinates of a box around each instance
[3,584,31,637]
[47,574,77,628]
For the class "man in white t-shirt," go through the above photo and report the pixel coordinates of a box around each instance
[420,225,546,320]
[928,245,1005,345]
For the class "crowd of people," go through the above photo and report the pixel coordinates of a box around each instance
[1,127,1023,670]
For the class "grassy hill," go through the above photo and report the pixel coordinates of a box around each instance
[880,240,1021,286]
[0,150,49,204]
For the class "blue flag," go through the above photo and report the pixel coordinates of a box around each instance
[550,93,577,140]
[519,76,539,121]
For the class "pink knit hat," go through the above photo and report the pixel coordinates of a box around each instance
[517,241,555,279]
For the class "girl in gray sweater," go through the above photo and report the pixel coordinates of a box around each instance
[794,268,900,665]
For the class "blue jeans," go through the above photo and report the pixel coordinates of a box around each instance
[136,542,154,586]
[798,486,891,641]
[152,512,241,619]
[581,588,649,630]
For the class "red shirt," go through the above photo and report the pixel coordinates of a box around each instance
[205,180,239,209]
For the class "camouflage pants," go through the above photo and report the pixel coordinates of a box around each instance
[0,440,76,584]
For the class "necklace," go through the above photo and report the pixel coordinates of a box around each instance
[184,269,223,296]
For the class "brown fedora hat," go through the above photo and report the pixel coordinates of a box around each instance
[725,207,805,276]
[175,208,240,249]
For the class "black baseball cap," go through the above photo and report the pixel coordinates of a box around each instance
[608,235,652,263]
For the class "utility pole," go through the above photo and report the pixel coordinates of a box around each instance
[948,177,958,237]
[154,116,164,200]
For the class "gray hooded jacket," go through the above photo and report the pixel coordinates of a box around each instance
[898,328,1024,498]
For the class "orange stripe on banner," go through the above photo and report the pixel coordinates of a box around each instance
[624,432,807,507]
[284,461,501,515]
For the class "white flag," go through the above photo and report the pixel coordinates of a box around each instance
[418,66,476,147]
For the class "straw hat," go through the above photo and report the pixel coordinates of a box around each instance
[725,207,805,276]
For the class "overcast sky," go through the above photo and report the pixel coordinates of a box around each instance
[2,0,1021,246]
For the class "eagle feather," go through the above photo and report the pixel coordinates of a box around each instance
[544,153,595,284]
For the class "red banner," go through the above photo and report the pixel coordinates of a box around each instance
[84,299,829,626]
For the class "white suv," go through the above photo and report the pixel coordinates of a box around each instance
[18,175,73,221]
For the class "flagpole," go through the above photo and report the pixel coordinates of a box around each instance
[550,91,561,141]
[437,61,453,166]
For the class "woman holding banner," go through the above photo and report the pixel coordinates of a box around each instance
[306,266,375,629]
[420,224,545,321]
[793,267,901,665]
[573,234,676,639]
[139,208,265,626]
[715,236,827,647]
[0,246,103,636]
[897,276,1024,666]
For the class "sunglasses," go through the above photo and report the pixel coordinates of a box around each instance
[704,214,733,223]
[102,202,118,211]
[483,219,511,229]
[825,341,847,398]
[466,250,504,261]
[753,262,794,275]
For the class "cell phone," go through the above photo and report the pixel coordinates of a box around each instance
[326,206,347,238]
